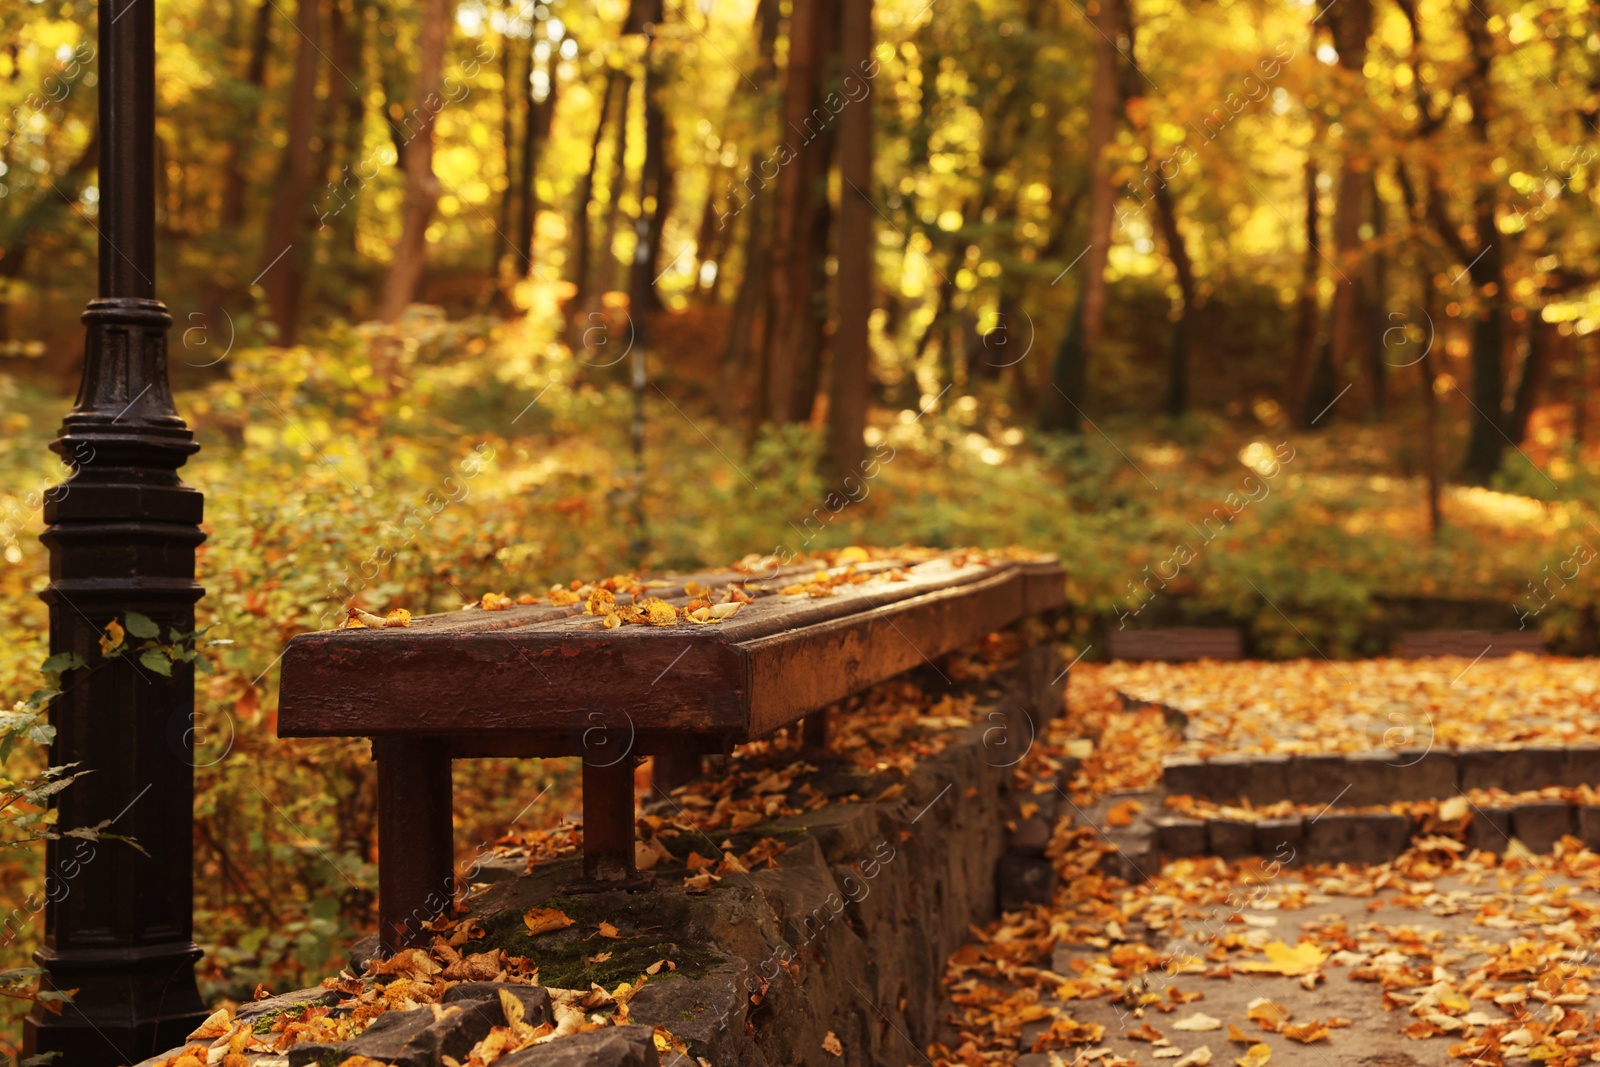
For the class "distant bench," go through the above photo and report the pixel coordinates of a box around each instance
[278,551,1065,954]
[1108,626,1243,662]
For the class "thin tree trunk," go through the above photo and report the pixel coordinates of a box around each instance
[221,0,272,230]
[762,0,825,424]
[1041,0,1124,431]
[1325,0,1373,419]
[1365,171,1387,416]
[829,0,872,481]
[517,29,557,277]
[1078,0,1124,353]
[260,0,322,343]
[596,76,634,297]
[331,0,366,264]
[1286,155,1322,425]
[569,69,620,308]
[1152,172,1196,417]
[791,0,839,424]
[1457,0,1509,483]
[377,0,451,321]
[716,0,782,419]
[1508,314,1550,445]
[493,1,517,276]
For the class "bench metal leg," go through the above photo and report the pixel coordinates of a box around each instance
[583,757,636,881]
[651,751,702,798]
[376,737,455,955]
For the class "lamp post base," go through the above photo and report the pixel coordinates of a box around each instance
[23,941,208,1067]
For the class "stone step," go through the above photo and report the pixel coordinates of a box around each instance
[1161,743,1600,806]
[1065,785,1600,881]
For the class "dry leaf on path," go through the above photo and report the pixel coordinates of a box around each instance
[1237,940,1327,977]
[1234,1043,1272,1067]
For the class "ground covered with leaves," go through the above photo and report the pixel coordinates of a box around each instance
[928,664,1600,1067]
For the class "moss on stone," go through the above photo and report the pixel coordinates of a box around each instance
[462,893,720,990]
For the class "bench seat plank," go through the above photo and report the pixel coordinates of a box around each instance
[279,553,1064,749]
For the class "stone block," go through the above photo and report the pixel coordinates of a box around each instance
[1207,818,1256,860]
[1153,816,1208,859]
[1467,807,1512,854]
[998,853,1059,910]
[1253,817,1304,865]
[1303,812,1412,866]
[1160,757,1211,799]
[1563,743,1600,788]
[235,987,341,1026]
[1286,753,1354,806]
[288,998,499,1067]
[1210,753,1290,804]
[1386,749,1460,803]
[1096,829,1155,884]
[1511,801,1575,853]
[1462,745,1567,793]
[500,1027,660,1067]
[443,982,555,1028]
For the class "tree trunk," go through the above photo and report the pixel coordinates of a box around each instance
[1324,0,1373,420]
[1286,155,1322,425]
[221,0,273,230]
[1364,170,1387,416]
[717,0,783,419]
[596,76,634,297]
[377,0,451,322]
[493,1,517,276]
[259,0,321,343]
[1507,314,1550,446]
[1152,171,1196,417]
[517,27,557,277]
[762,0,826,424]
[1078,0,1124,353]
[1458,1,1509,484]
[330,0,367,264]
[569,70,621,308]
[1041,0,1124,431]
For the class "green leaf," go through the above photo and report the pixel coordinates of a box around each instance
[138,648,173,676]
[194,654,215,675]
[123,612,160,639]
[40,653,85,675]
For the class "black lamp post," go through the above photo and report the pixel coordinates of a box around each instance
[23,0,210,1060]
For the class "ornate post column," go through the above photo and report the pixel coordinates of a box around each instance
[22,0,209,1060]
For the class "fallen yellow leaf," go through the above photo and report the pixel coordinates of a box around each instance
[1237,940,1327,977]
[522,907,575,935]
[1234,1043,1271,1067]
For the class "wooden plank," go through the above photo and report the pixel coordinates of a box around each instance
[279,554,1065,748]
[279,627,748,738]
[742,566,1025,738]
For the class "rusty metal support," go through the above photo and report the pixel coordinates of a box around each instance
[376,738,456,955]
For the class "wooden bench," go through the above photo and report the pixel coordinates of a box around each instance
[278,550,1065,954]
[1395,629,1545,658]
[1107,626,1244,662]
